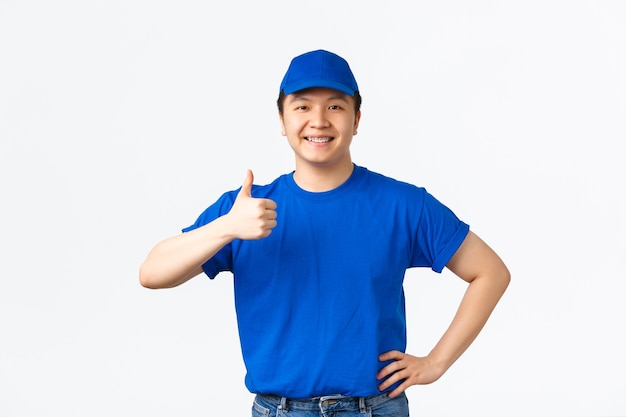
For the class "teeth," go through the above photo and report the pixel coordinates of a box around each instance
[306,137,332,143]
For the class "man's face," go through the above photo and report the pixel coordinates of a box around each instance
[279,87,361,171]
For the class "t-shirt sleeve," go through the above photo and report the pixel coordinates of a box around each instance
[412,190,470,273]
[181,191,237,279]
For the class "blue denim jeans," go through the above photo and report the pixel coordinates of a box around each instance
[252,392,409,417]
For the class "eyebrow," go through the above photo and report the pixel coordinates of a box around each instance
[290,93,349,103]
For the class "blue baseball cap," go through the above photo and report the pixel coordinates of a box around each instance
[279,49,359,96]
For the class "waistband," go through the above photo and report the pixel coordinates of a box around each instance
[257,392,394,412]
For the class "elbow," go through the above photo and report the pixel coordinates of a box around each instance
[138,263,160,289]
[139,262,191,289]
[498,263,511,294]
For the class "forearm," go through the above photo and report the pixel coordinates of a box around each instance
[139,215,234,289]
[376,265,509,396]
[139,173,278,289]
[428,268,510,374]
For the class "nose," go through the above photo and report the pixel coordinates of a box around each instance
[309,107,330,128]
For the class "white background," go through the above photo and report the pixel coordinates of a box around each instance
[1,1,624,416]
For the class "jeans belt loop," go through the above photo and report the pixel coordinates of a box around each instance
[279,396,288,412]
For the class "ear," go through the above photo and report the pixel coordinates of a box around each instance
[353,110,361,135]
[278,111,286,136]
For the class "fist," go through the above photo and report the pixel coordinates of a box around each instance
[228,170,278,240]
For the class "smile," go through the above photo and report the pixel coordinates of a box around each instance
[305,137,333,143]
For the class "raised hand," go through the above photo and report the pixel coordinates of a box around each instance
[226,170,278,240]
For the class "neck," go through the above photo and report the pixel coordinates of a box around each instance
[293,161,355,192]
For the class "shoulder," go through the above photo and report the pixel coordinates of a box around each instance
[356,165,426,196]
[201,172,289,213]
[249,173,290,198]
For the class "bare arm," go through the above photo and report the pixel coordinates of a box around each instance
[377,231,510,396]
[139,215,237,289]
[139,170,277,289]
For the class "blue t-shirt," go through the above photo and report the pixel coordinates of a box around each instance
[183,165,469,398]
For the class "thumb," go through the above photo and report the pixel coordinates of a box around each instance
[239,169,253,198]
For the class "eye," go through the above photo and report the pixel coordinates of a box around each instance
[328,105,342,110]
[296,105,309,111]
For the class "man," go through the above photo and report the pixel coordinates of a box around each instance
[139,49,510,416]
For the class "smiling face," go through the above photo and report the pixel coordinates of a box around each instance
[279,87,361,181]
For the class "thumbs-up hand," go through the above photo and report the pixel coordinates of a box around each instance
[226,170,278,240]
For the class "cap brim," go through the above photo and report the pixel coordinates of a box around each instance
[282,79,356,96]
